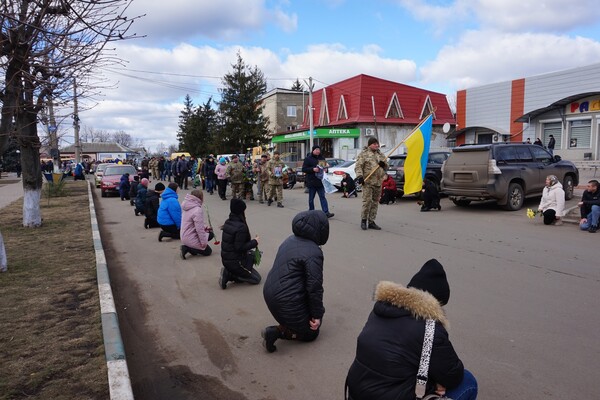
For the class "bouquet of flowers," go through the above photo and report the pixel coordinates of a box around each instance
[526,208,543,219]
[253,247,262,266]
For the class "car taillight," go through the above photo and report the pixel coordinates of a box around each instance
[333,171,345,175]
[488,159,502,175]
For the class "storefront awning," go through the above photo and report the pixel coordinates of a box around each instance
[272,128,360,143]
[515,92,600,122]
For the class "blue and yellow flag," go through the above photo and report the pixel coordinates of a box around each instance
[403,114,433,195]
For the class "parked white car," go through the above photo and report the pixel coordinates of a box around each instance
[326,160,359,190]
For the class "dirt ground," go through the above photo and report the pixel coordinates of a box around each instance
[0,181,108,400]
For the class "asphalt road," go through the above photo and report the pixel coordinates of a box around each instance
[94,182,600,400]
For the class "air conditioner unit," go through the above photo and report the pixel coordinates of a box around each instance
[493,134,499,142]
[365,128,375,136]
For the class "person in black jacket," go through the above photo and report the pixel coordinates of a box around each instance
[345,259,477,400]
[261,210,329,353]
[144,182,164,229]
[578,179,600,232]
[129,175,140,206]
[134,178,149,216]
[341,172,357,198]
[301,145,334,218]
[219,198,261,289]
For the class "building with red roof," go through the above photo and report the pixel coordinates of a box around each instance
[270,74,455,161]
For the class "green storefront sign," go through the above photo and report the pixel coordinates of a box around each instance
[272,128,360,143]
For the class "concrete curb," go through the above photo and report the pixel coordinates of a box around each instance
[87,182,134,400]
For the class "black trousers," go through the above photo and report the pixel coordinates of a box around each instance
[145,216,159,228]
[217,179,228,199]
[160,224,180,239]
[379,189,395,204]
[543,209,557,225]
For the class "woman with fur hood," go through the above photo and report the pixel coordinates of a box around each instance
[180,189,214,259]
[538,175,565,225]
[345,259,477,400]
[261,210,329,353]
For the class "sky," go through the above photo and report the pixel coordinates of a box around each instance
[64,0,600,153]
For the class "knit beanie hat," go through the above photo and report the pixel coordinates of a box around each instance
[368,137,379,146]
[141,178,149,187]
[407,259,450,306]
[312,145,321,151]
[154,182,165,193]
[219,157,226,164]
[230,198,246,215]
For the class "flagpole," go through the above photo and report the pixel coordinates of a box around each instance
[363,109,436,182]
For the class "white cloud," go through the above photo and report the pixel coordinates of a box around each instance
[397,0,600,33]
[128,0,296,42]
[420,31,600,90]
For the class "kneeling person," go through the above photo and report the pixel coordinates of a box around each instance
[180,189,214,259]
[261,210,329,353]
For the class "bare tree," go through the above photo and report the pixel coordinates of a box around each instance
[81,126,110,143]
[0,1,142,227]
[112,130,132,147]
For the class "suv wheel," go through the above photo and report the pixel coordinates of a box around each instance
[563,176,574,200]
[503,182,524,211]
[452,199,471,207]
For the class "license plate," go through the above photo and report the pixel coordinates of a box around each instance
[387,171,396,176]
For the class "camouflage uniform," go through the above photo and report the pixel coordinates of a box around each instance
[355,146,388,223]
[226,160,245,199]
[267,158,287,206]
[242,162,256,200]
[255,160,270,203]
[149,158,159,180]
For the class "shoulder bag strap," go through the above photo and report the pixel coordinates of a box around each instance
[415,319,436,400]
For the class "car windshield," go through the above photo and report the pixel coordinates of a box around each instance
[388,158,405,167]
[96,164,110,172]
[338,160,355,168]
[104,166,136,176]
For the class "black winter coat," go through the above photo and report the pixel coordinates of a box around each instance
[144,190,160,219]
[346,281,464,400]
[302,153,324,188]
[263,211,329,332]
[220,214,258,277]
[580,189,600,218]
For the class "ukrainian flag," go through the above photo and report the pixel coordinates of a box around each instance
[403,114,433,195]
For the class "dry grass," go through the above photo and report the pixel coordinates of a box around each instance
[0,181,108,400]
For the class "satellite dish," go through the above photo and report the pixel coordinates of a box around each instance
[442,122,451,133]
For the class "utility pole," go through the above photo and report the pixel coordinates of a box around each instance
[46,96,59,172]
[308,77,314,150]
[73,79,81,163]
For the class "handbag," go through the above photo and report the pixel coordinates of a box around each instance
[415,319,452,400]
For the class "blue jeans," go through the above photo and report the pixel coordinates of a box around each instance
[580,205,600,229]
[308,186,329,213]
[205,177,215,193]
[446,369,478,400]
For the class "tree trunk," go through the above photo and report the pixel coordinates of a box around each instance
[19,114,43,228]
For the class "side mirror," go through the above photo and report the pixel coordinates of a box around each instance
[553,155,562,162]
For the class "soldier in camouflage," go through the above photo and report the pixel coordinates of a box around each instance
[266,151,287,208]
[355,137,388,230]
[254,154,270,203]
[226,154,245,199]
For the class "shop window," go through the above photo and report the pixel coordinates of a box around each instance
[569,119,591,148]
[542,121,562,150]
[287,106,297,117]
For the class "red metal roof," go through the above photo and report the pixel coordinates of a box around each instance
[303,74,455,128]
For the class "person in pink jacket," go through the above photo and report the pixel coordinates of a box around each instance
[215,157,229,200]
[180,189,215,259]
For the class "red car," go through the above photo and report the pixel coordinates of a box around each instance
[100,165,137,197]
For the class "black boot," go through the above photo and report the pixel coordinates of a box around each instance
[180,245,188,260]
[368,221,381,230]
[267,199,273,206]
[361,219,367,230]
[219,267,231,290]
[158,231,166,242]
[261,326,280,353]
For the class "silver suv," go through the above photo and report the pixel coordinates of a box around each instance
[441,143,579,210]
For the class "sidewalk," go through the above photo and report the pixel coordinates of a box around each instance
[0,173,23,209]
